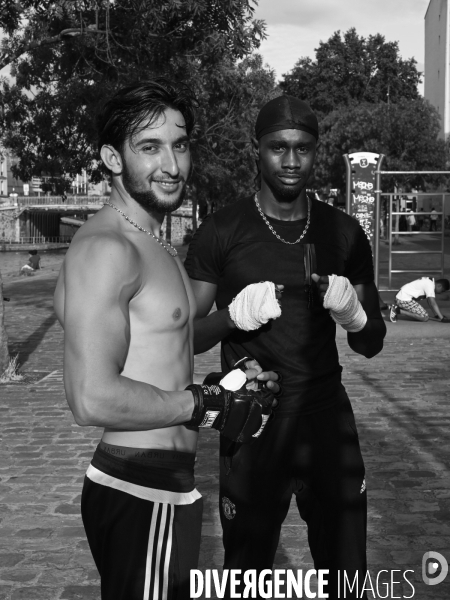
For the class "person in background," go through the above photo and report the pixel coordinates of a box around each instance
[406,210,416,232]
[389,277,450,323]
[430,207,438,231]
[418,208,424,231]
[20,250,41,275]
[399,208,407,232]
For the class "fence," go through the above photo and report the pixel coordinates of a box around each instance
[15,195,106,206]
[381,193,448,289]
[1,236,73,245]
[372,168,450,290]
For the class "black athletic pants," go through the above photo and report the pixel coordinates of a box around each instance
[220,390,367,600]
[81,447,203,600]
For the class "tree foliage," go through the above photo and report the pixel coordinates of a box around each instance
[313,99,447,191]
[279,28,446,192]
[281,28,421,116]
[189,54,277,211]
[0,0,265,72]
[0,0,275,207]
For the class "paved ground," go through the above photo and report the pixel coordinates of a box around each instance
[1,251,450,599]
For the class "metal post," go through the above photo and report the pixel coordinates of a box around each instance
[373,155,385,288]
[343,154,352,214]
[389,194,393,290]
[442,193,445,278]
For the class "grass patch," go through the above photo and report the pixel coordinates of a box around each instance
[0,355,24,383]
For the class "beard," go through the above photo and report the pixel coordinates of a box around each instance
[262,171,306,204]
[122,161,187,214]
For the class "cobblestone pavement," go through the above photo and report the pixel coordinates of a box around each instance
[1,264,450,599]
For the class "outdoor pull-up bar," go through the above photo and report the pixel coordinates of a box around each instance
[373,166,450,288]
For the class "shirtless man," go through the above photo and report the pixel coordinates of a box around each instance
[53,79,277,600]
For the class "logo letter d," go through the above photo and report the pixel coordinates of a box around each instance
[422,551,449,586]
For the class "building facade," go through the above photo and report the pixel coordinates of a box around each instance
[0,151,111,199]
[425,0,450,138]
[0,152,27,197]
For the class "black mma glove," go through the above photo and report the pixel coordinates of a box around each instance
[185,382,274,443]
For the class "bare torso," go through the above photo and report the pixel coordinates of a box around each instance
[54,207,198,452]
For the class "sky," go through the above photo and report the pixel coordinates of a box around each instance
[253,0,430,94]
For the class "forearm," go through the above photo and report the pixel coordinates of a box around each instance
[65,369,195,429]
[194,308,236,354]
[428,298,443,319]
[347,316,386,358]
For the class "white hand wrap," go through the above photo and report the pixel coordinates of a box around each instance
[323,275,367,332]
[229,282,281,331]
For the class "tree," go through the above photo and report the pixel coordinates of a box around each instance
[280,28,421,116]
[0,272,9,374]
[279,28,445,194]
[0,1,265,73]
[312,99,447,192]
[1,51,277,206]
[189,54,277,214]
[0,1,276,209]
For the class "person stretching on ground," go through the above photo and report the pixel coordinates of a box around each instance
[390,277,450,323]
[53,79,279,600]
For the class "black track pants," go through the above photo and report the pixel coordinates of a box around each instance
[219,392,367,600]
[81,447,203,600]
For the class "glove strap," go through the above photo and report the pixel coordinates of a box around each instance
[185,384,227,429]
[186,384,202,425]
[232,356,252,372]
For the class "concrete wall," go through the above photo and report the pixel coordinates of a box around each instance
[425,0,449,138]
[1,202,195,245]
[0,208,20,241]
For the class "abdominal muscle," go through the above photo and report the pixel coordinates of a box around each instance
[101,328,198,453]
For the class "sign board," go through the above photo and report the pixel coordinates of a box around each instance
[344,152,384,249]
[23,183,29,196]
[31,177,43,192]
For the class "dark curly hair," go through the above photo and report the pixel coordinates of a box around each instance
[97,78,197,154]
[436,278,450,291]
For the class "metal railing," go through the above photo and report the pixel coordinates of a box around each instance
[15,195,106,206]
[372,165,450,290]
[381,192,448,289]
[1,236,73,245]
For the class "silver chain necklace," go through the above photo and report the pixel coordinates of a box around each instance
[254,194,311,245]
[103,201,178,257]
